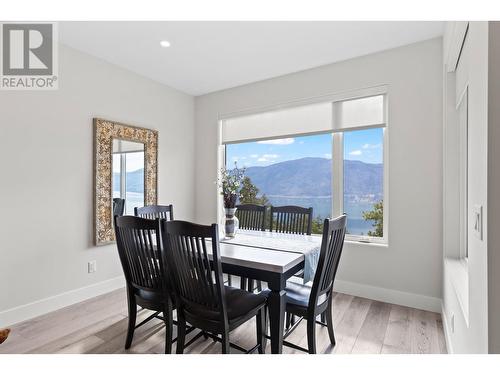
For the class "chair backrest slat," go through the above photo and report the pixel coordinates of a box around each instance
[235,204,266,231]
[309,215,347,310]
[270,205,313,235]
[114,216,166,293]
[162,221,227,323]
[135,204,174,221]
[113,198,125,217]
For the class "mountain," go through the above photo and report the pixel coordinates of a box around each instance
[244,157,332,196]
[244,157,382,197]
[113,168,144,193]
[115,157,383,198]
[343,160,383,196]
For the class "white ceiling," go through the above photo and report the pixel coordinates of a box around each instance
[59,21,444,96]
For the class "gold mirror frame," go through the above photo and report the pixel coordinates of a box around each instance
[94,118,158,245]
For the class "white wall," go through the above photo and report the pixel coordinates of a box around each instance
[442,22,489,353]
[0,44,195,325]
[194,38,443,311]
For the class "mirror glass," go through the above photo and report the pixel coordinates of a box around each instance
[112,139,145,215]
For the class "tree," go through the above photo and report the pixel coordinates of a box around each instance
[238,177,271,229]
[239,177,270,205]
[362,200,383,237]
[311,216,324,235]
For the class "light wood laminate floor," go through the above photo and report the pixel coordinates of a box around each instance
[0,288,447,354]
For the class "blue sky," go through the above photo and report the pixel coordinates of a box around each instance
[226,128,383,167]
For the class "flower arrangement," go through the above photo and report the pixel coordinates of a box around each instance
[217,163,246,208]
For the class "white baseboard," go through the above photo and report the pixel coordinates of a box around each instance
[1,276,441,327]
[333,279,442,313]
[441,301,454,354]
[0,276,125,327]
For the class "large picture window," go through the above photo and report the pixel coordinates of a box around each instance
[221,91,387,242]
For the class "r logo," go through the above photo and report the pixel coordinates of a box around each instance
[2,23,53,76]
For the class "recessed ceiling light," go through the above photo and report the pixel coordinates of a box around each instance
[160,40,171,48]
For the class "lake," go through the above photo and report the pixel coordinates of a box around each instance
[116,191,379,237]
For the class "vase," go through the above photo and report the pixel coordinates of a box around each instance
[224,207,239,238]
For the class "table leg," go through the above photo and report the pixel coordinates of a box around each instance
[268,288,285,354]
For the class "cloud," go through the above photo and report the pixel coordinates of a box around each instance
[362,143,382,149]
[257,138,295,145]
[250,154,279,162]
[349,150,362,156]
[324,153,332,159]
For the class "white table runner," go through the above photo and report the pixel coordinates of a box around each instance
[220,230,322,283]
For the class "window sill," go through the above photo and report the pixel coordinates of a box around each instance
[345,239,388,248]
[294,233,388,248]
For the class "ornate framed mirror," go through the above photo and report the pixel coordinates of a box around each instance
[94,118,158,245]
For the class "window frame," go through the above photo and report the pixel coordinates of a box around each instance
[217,87,389,245]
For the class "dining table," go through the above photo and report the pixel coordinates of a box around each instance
[211,229,322,354]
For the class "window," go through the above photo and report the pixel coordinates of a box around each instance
[222,92,387,242]
[125,152,145,215]
[343,128,384,237]
[112,140,145,215]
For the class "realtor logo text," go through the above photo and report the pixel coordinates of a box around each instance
[0,22,58,90]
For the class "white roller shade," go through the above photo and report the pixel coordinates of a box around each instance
[221,94,386,144]
[221,102,333,144]
[333,95,385,131]
[113,139,144,153]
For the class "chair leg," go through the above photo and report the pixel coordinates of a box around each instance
[221,332,230,354]
[306,316,317,354]
[227,274,233,287]
[163,300,173,354]
[256,308,267,354]
[176,313,186,354]
[240,277,247,290]
[125,290,137,349]
[256,281,262,292]
[285,312,292,330]
[248,279,255,292]
[321,312,326,324]
[326,297,336,347]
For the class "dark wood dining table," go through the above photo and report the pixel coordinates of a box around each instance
[208,230,322,354]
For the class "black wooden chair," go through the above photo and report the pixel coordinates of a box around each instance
[234,204,267,292]
[161,220,268,354]
[236,204,267,231]
[113,198,125,217]
[271,205,313,287]
[114,216,175,353]
[134,204,174,220]
[281,215,347,354]
[270,205,313,235]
